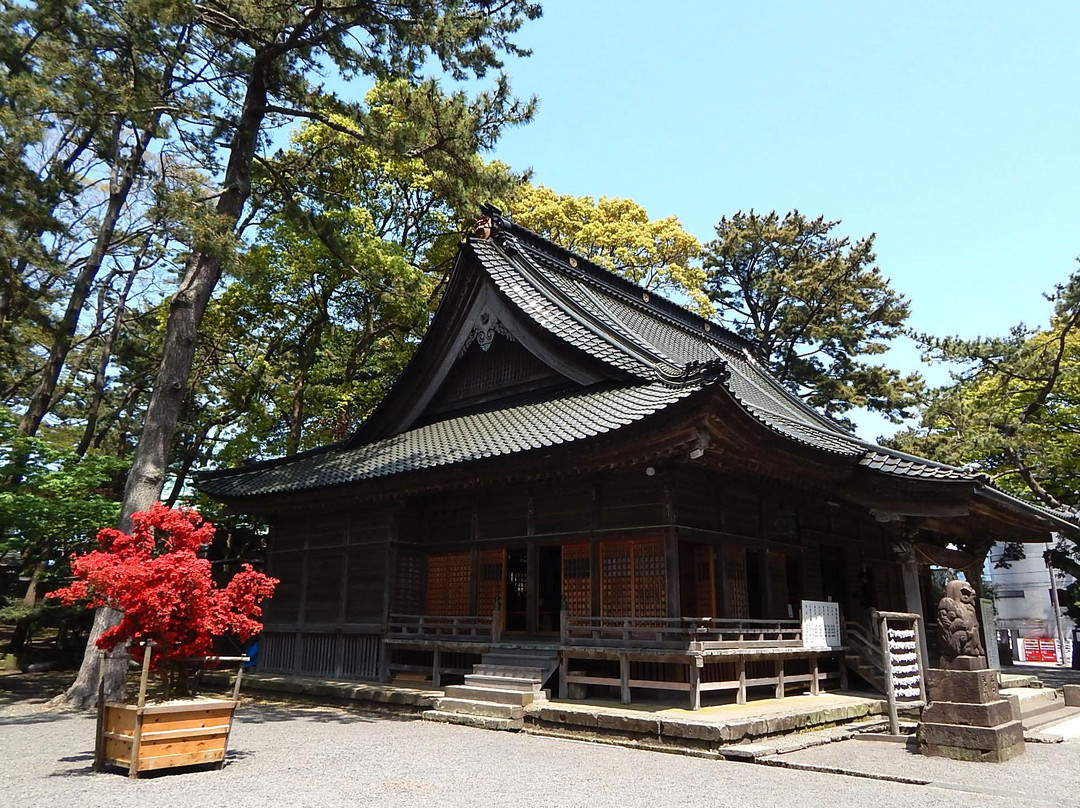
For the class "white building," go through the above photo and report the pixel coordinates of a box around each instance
[988,541,1075,664]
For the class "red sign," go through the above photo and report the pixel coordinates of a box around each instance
[1022,637,1060,663]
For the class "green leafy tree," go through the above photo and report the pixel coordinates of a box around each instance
[703,210,922,425]
[57,0,540,707]
[889,267,1080,615]
[509,183,711,315]
[889,269,1080,511]
[0,407,125,648]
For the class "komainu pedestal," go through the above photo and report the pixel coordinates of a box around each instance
[918,665,1024,762]
[918,580,1024,762]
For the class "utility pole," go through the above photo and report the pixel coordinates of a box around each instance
[1047,535,1068,666]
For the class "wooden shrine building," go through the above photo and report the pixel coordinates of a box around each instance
[196,209,1076,708]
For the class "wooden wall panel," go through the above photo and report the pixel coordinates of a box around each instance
[305,553,343,623]
[308,516,349,548]
[600,476,665,530]
[345,546,385,622]
[479,490,528,539]
[722,487,760,537]
[692,545,716,617]
[264,555,302,624]
[562,543,591,616]
[673,472,718,530]
[766,551,789,619]
[350,511,390,544]
[534,483,592,535]
[270,518,306,552]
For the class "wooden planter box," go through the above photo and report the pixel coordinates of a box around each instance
[96,698,238,778]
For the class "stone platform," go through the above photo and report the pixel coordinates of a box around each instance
[918,665,1026,762]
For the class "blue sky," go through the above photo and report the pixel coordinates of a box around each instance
[476,2,1080,438]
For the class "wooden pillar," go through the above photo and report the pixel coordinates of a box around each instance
[774,658,785,699]
[526,542,538,636]
[432,647,441,689]
[619,654,631,705]
[664,478,680,619]
[737,657,746,705]
[559,655,568,700]
[689,658,701,711]
[900,552,930,668]
[810,653,820,696]
[665,528,680,619]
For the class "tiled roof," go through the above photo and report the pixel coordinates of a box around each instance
[858,450,973,480]
[197,382,698,499]
[196,214,1031,503]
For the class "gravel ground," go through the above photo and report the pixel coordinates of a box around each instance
[772,735,1080,804]
[3,697,1079,808]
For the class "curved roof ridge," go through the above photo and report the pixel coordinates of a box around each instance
[487,236,693,385]
[489,213,757,355]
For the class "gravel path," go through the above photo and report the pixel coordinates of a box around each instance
[3,698,1079,808]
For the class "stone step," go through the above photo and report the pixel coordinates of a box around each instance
[1003,686,1059,717]
[999,673,1041,689]
[464,674,545,692]
[481,654,558,669]
[434,697,524,720]
[1024,704,1080,731]
[488,644,560,657]
[473,664,547,680]
[444,685,546,706]
[421,710,522,732]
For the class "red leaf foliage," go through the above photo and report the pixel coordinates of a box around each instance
[48,504,278,669]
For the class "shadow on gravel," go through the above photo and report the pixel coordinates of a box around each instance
[0,709,88,725]
[237,703,388,725]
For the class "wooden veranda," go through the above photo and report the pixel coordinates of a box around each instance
[382,606,847,710]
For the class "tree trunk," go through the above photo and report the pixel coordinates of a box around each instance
[58,60,271,709]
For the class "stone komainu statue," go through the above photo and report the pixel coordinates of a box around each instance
[937,579,985,663]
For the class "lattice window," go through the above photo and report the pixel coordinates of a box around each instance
[394,552,423,614]
[601,542,633,617]
[477,549,505,617]
[767,551,789,618]
[425,552,471,615]
[632,540,667,619]
[600,540,667,618]
[724,545,750,619]
[562,543,591,616]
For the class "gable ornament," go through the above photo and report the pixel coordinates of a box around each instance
[464,310,514,354]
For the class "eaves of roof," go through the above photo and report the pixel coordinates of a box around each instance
[195,381,701,500]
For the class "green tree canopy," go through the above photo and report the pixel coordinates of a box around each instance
[509,183,711,315]
[703,210,922,425]
[889,269,1080,512]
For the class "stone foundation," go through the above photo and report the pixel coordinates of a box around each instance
[917,659,1025,763]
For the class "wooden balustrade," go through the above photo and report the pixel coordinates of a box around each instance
[387,613,495,641]
[560,612,803,651]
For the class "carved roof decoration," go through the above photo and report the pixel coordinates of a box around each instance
[195,209,1077,537]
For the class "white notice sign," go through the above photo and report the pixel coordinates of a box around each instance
[802,600,842,649]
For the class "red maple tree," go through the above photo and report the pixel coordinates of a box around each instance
[49,504,278,678]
